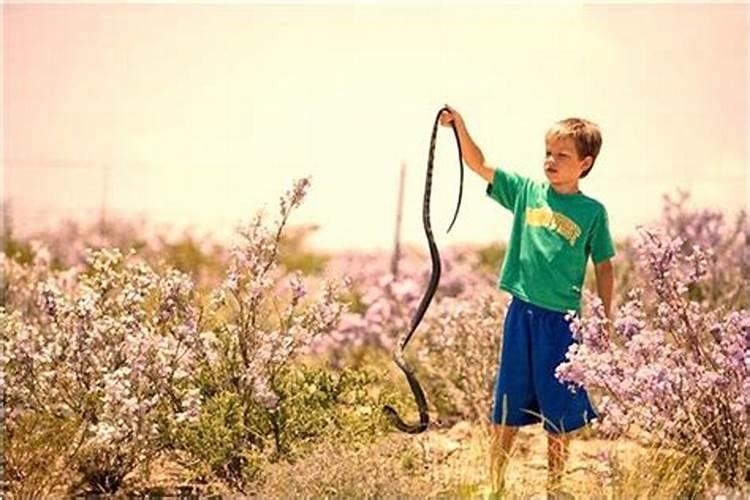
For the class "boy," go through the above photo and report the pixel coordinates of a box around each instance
[439,105,615,498]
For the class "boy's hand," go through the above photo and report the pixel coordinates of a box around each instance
[437,105,493,182]
[439,104,464,129]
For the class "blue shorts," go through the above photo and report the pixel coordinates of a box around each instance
[490,296,598,434]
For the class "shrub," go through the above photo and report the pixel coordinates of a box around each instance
[557,228,749,488]
[1,246,203,494]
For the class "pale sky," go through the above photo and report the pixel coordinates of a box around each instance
[3,3,748,252]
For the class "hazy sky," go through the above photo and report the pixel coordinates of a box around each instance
[4,3,748,252]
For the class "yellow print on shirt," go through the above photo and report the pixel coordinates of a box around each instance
[526,207,581,246]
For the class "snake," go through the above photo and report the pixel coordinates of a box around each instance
[382,105,464,433]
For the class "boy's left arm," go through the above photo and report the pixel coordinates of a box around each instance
[594,259,614,320]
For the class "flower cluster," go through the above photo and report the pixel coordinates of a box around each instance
[1,177,350,493]
[312,244,496,361]
[2,246,204,492]
[204,178,349,414]
[557,227,749,487]
[417,292,506,420]
[624,191,748,310]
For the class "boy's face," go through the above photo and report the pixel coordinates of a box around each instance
[544,136,592,186]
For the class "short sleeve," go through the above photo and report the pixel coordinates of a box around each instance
[485,168,527,212]
[590,206,616,264]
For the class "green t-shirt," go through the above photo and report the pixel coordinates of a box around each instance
[485,168,615,313]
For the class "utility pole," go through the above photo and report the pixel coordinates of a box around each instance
[391,162,406,278]
[99,163,109,235]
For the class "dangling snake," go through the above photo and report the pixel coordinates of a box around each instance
[382,105,464,433]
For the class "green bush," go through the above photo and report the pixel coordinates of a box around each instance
[3,411,83,498]
[174,361,409,490]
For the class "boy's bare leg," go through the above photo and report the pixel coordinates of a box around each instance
[489,424,518,494]
[546,432,571,491]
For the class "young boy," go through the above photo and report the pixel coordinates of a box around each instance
[439,105,615,497]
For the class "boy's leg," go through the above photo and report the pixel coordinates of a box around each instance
[529,304,596,496]
[546,431,570,488]
[489,424,518,494]
[488,297,540,495]
[491,297,541,427]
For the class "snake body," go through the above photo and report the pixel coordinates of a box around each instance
[382,105,464,433]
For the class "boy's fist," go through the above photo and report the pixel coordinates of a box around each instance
[439,104,463,128]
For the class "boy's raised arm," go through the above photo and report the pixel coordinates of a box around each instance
[439,106,496,183]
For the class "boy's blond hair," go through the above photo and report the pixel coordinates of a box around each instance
[545,118,602,178]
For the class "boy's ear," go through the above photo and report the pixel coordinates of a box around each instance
[580,156,593,172]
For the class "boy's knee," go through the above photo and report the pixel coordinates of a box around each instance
[490,424,519,447]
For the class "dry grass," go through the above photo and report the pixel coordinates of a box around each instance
[89,419,743,498]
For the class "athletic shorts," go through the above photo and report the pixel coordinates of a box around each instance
[490,295,598,434]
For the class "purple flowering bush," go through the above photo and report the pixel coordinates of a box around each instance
[172,178,403,490]
[311,243,507,426]
[1,178,392,495]
[201,178,348,413]
[313,245,494,359]
[1,245,204,494]
[1,203,239,297]
[657,191,748,310]
[416,292,506,421]
[556,227,749,488]
[617,191,749,311]
[5,180,747,496]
